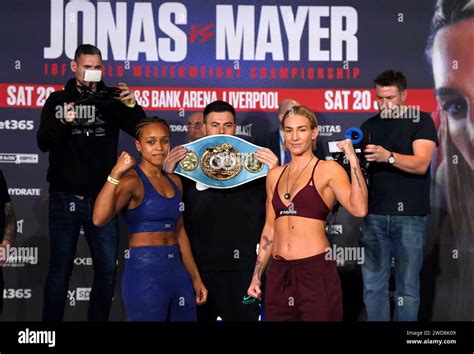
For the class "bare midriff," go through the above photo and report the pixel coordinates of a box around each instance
[129,231,178,247]
[272,216,329,259]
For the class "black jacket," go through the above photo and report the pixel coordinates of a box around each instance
[37,79,146,196]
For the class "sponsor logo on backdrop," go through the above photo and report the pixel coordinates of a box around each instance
[318,125,342,137]
[74,257,93,266]
[170,124,187,133]
[0,154,38,164]
[236,124,252,138]
[0,120,34,130]
[326,224,343,235]
[8,188,42,196]
[76,287,91,301]
[3,288,33,299]
[67,287,91,306]
[17,219,24,234]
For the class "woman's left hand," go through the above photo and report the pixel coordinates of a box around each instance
[193,280,208,305]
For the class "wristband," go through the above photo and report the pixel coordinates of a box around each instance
[107,175,120,185]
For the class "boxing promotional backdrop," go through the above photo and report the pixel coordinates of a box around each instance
[0,0,469,321]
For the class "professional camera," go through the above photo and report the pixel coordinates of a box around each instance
[327,127,370,186]
[76,84,122,105]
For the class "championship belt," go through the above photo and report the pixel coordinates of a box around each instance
[174,134,268,188]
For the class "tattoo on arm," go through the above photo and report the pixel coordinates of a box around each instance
[262,235,273,251]
[253,257,263,280]
[353,168,362,189]
[3,203,16,245]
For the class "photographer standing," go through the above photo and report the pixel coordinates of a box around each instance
[360,70,438,321]
[37,44,146,321]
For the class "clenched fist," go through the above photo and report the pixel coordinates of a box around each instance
[110,151,136,179]
[337,139,358,162]
[247,277,262,299]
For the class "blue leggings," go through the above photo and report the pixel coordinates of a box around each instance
[121,245,196,321]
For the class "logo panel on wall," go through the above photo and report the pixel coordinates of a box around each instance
[3,288,33,299]
[67,287,91,306]
[8,188,42,196]
[0,154,38,164]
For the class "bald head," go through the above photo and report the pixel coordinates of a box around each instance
[187,112,205,142]
[278,99,299,122]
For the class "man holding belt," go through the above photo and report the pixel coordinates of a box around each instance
[166,100,278,321]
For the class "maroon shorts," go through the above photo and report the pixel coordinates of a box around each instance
[264,253,343,321]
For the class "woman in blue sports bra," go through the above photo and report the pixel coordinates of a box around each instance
[247,105,368,321]
[93,116,207,321]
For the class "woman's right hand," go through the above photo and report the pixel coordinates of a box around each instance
[247,277,262,299]
[110,151,136,179]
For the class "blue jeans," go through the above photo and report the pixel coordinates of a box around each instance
[360,214,426,321]
[43,192,119,321]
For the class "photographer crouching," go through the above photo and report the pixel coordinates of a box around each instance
[37,44,146,321]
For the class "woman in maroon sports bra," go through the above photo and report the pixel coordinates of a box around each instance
[247,105,368,321]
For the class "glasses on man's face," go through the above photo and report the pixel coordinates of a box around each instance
[187,122,203,128]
